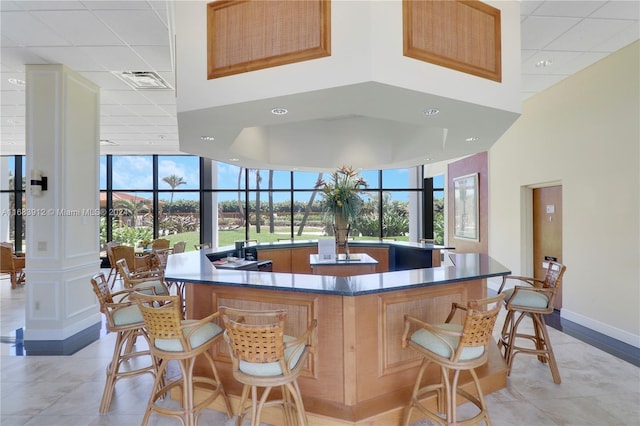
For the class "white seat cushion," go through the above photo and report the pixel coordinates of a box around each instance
[155,320,222,352]
[411,323,485,361]
[112,304,144,327]
[133,280,167,296]
[239,335,305,377]
[503,288,549,309]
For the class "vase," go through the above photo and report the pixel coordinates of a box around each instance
[333,214,351,259]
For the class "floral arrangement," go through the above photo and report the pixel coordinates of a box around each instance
[315,165,368,222]
[138,239,152,248]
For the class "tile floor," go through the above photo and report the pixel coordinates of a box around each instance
[1,274,639,426]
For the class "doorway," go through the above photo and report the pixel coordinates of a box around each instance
[532,185,563,309]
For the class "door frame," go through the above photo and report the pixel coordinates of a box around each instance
[521,180,562,278]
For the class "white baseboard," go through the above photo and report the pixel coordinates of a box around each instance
[561,309,640,349]
[487,277,639,349]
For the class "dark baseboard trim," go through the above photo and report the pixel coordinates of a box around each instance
[24,321,101,356]
[545,310,640,367]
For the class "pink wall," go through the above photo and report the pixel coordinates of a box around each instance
[447,151,488,253]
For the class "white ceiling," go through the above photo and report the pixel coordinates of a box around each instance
[1,0,638,160]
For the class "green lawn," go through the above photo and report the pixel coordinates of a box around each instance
[166,227,408,251]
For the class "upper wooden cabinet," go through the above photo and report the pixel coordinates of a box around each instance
[403,0,502,82]
[207,0,331,79]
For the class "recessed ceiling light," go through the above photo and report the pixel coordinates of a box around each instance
[100,139,117,146]
[7,119,19,124]
[229,158,239,162]
[535,60,553,68]
[465,137,479,142]
[422,108,440,116]
[200,136,215,141]
[8,78,26,87]
[271,108,288,115]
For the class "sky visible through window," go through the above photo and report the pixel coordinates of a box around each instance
[100,155,444,202]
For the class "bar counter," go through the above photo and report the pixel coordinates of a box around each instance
[164,243,511,425]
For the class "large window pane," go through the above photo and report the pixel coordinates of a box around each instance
[215,162,245,190]
[352,190,379,239]
[0,157,16,243]
[112,156,153,190]
[99,156,107,190]
[293,171,323,190]
[248,169,290,190]
[110,191,154,245]
[382,168,413,189]
[381,191,410,240]
[359,169,379,189]
[248,191,292,242]
[434,190,444,244]
[217,191,246,246]
[158,156,200,190]
[294,191,327,240]
[159,191,200,251]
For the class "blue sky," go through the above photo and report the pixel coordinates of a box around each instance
[99,155,444,203]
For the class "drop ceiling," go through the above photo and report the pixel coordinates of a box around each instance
[1,0,638,162]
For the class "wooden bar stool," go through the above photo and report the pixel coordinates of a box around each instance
[115,258,168,295]
[401,293,505,426]
[219,307,317,426]
[90,273,157,414]
[497,261,567,384]
[132,293,232,426]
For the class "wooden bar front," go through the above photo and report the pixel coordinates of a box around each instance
[185,276,507,425]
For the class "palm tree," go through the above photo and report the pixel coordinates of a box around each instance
[162,174,187,214]
[113,198,150,227]
[297,173,323,236]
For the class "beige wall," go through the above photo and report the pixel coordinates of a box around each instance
[488,41,639,347]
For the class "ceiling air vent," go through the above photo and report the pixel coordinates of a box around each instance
[113,71,173,90]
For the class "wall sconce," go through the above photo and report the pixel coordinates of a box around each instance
[30,170,48,196]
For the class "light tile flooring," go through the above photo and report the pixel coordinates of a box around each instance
[1,275,639,426]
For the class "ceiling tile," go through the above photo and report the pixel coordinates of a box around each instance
[521,16,581,50]
[531,1,606,18]
[94,10,169,46]
[14,1,86,11]
[546,18,636,51]
[591,1,640,19]
[0,11,70,46]
[32,10,123,46]
[78,46,150,70]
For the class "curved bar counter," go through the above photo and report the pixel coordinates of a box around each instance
[164,242,511,425]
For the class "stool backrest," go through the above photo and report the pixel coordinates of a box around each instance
[220,307,287,363]
[458,293,505,348]
[133,293,183,341]
[543,261,566,290]
[91,272,114,307]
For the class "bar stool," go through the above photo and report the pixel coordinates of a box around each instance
[115,258,168,296]
[219,306,317,426]
[90,272,157,414]
[497,261,567,384]
[401,293,505,426]
[132,293,233,426]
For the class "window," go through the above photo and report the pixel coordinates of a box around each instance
[4,154,440,255]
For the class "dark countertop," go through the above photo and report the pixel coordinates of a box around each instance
[165,245,510,296]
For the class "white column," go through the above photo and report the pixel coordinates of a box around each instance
[24,65,102,354]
